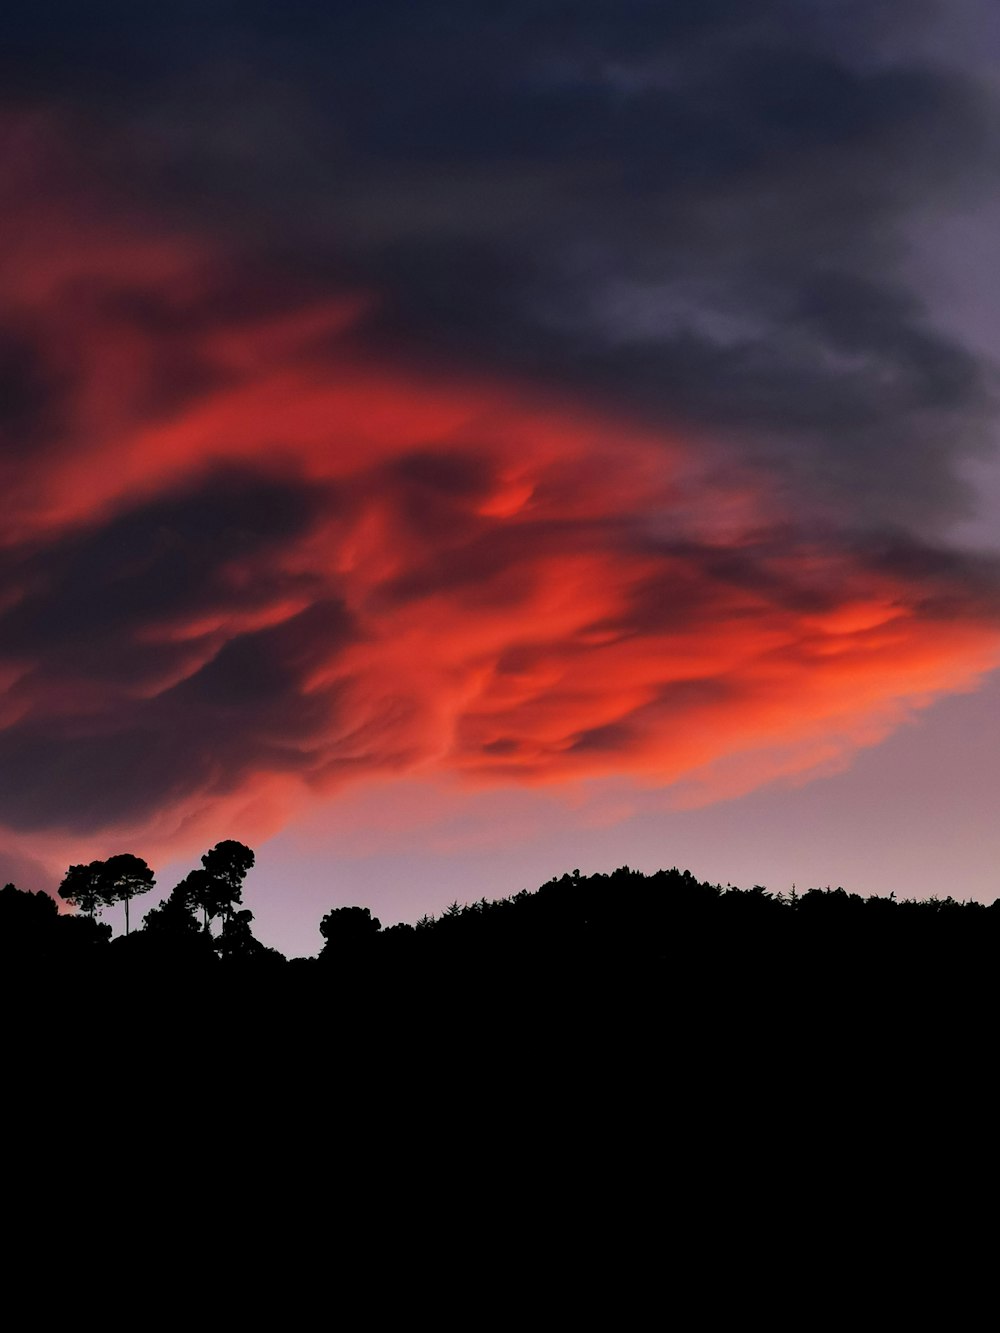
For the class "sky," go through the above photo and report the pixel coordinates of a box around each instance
[3,2,1000,957]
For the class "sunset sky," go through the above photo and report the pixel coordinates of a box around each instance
[4,2,1000,956]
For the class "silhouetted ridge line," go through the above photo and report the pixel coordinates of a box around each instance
[2,857,997,984]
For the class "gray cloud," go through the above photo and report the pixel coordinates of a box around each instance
[7,5,995,535]
[75,0,991,531]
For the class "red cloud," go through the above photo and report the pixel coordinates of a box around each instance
[2,128,999,875]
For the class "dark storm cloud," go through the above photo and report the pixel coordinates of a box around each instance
[0,467,327,660]
[0,324,70,457]
[0,467,352,831]
[11,0,983,529]
[0,600,354,836]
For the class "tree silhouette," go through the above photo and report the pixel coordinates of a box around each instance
[58,855,154,934]
[101,854,155,935]
[0,882,58,960]
[59,861,107,918]
[191,841,255,933]
[143,879,202,937]
[175,868,215,931]
[318,905,381,961]
[217,908,266,961]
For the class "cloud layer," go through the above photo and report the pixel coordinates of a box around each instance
[1,2,1000,870]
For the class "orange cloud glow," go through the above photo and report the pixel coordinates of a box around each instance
[2,137,999,876]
